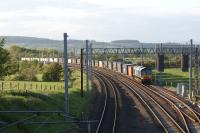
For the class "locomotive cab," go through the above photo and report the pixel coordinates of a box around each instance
[134,66,152,84]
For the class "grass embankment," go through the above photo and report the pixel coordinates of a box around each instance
[152,68,190,88]
[0,70,91,133]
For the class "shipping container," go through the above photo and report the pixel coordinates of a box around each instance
[95,60,99,67]
[132,66,138,76]
[128,66,133,77]
[82,58,86,65]
[103,61,108,68]
[108,61,113,70]
[44,58,47,62]
[116,62,123,73]
[123,64,135,75]
[113,62,117,71]
[99,61,103,67]
[72,58,76,64]
[59,58,64,63]
[54,58,58,62]
[92,60,95,66]
[76,59,80,64]
[83,58,91,65]
[49,58,54,62]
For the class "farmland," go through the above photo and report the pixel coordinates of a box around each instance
[0,70,90,133]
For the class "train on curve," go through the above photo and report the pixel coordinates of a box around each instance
[69,58,152,84]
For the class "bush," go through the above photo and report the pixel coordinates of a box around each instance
[11,68,38,81]
[42,63,63,82]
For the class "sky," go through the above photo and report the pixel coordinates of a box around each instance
[0,0,200,43]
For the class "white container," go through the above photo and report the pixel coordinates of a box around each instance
[99,61,103,67]
[76,59,80,64]
[103,61,108,68]
[108,61,113,70]
[68,58,72,64]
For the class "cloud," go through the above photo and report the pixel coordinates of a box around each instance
[0,0,200,42]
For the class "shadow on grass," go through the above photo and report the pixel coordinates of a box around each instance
[0,88,90,133]
[152,72,189,87]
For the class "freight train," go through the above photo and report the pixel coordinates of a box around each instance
[69,58,152,84]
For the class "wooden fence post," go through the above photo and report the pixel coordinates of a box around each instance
[2,82,3,91]
[41,83,42,91]
[18,82,19,90]
[10,82,12,89]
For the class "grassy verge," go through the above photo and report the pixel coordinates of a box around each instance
[152,67,190,89]
[0,70,92,133]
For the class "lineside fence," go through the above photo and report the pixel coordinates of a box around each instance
[0,81,64,92]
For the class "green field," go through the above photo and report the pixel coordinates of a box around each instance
[0,70,91,133]
[153,67,191,88]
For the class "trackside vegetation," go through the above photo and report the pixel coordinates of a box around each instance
[0,70,91,133]
[0,38,92,132]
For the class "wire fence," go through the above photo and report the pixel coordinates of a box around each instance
[0,81,64,92]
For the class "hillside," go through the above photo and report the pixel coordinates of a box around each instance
[1,36,182,51]
[2,36,111,51]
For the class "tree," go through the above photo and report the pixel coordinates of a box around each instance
[42,63,63,81]
[4,56,19,75]
[0,38,10,77]
[15,68,37,81]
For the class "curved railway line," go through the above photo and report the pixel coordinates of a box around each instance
[95,68,184,132]
[71,65,118,132]
[71,64,200,132]
[151,85,200,118]
[93,70,164,132]
[94,68,200,133]
[93,72,117,133]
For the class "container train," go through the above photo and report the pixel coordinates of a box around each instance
[68,58,152,84]
[21,57,152,83]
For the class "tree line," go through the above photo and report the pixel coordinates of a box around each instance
[0,38,72,82]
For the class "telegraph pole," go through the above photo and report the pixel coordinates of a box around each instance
[63,33,69,114]
[80,48,84,97]
[89,42,93,88]
[86,40,89,96]
[189,39,193,99]
[194,46,199,95]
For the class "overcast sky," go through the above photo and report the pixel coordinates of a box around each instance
[0,0,200,42]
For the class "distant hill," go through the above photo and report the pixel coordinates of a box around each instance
[1,36,182,51]
[2,36,110,51]
[111,40,140,44]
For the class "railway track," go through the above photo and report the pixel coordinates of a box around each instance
[149,85,200,132]
[119,74,200,132]
[93,72,117,133]
[70,65,118,132]
[95,68,195,133]
[71,64,200,132]
[151,85,200,118]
